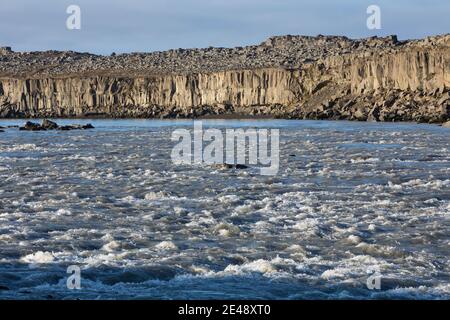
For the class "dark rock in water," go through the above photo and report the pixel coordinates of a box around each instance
[57,123,95,130]
[82,123,95,129]
[214,163,248,170]
[0,129,4,133]
[57,125,72,131]
[19,120,95,131]
[41,119,58,130]
[7,125,19,128]
[19,121,45,131]
[0,285,9,290]
[214,163,233,169]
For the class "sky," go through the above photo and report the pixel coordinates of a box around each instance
[0,0,448,54]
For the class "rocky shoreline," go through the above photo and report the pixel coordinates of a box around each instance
[0,34,449,122]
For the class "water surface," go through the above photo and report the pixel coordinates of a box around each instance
[0,119,449,299]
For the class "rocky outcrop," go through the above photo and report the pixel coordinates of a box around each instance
[18,120,94,131]
[0,34,449,122]
[0,68,300,118]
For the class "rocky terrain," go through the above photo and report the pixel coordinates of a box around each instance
[0,34,449,122]
[0,35,404,77]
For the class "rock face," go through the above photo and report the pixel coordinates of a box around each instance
[0,34,449,122]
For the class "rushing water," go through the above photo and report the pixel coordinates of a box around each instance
[0,119,449,299]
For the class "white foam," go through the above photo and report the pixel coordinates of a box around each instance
[218,195,240,204]
[155,241,178,251]
[63,155,96,161]
[144,191,168,200]
[21,251,55,264]
[102,241,120,252]
[213,223,240,237]
[347,235,363,244]
[56,208,72,215]
[224,259,276,274]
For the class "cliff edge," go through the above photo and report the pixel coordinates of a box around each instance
[0,34,449,122]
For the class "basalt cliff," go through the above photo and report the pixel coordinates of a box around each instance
[0,34,449,122]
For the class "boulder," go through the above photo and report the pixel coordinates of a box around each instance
[82,123,95,129]
[438,94,449,106]
[367,105,380,122]
[41,119,58,130]
[19,121,45,131]
[0,46,12,54]
[441,121,450,128]
[352,105,368,121]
